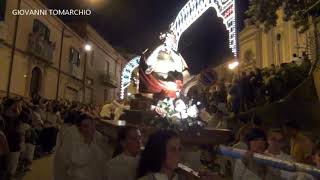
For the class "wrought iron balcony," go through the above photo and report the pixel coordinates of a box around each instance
[28,32,55,62]
[102,73,117,88]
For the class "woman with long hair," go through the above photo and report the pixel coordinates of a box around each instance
[137,130,182,180]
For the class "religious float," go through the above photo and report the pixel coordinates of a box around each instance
[102,0,239,145]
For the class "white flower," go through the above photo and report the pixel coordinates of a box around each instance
[187,105,199,118]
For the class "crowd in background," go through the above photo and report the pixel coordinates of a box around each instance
[0,96,102,179]
[0,95,320,180]
[199,53,312,117]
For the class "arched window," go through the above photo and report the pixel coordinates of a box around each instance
[30,67,42,97]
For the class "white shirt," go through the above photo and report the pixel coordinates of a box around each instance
[105,153,138,180]
[54,126,106,180]
[44,112,60,128]
[265,150,295,180]
[233,159,261,180]
[31,111,43,129]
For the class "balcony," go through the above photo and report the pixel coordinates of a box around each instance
[27,32,55,62]
[102,73,117,88]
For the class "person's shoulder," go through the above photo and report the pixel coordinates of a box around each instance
[107,154,126,165]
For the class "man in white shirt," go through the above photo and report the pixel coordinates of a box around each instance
[54,113,106,180]
[105,126,142,180]
[265,129,295,179]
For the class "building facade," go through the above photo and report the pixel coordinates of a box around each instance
[239,9,320,100]
[0,0,126,104]
[239,9,314,72]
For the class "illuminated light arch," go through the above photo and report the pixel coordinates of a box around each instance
[182,75,200,96]
[170,0,237,57]
[120,56,141,99]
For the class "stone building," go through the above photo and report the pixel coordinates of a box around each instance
[239,9,314,72]
[0,0,126,104]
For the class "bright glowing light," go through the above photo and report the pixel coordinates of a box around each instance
[197,101,201,105]
[84,44,92,51]
[170,0,237,57]
[120,56,141,99]
[127,93,132,96]
[175,99,187,112]
[117,120,126,126]
[23,75,27,78]
[228,61,239,70]
[187,105,199,118]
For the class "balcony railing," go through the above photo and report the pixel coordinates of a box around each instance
[102,73,117,88]
[28,32,55,62]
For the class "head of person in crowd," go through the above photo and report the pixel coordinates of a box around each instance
[267,129,285,154]
[283,120,300,138]
[245,128,267,154]
[113,126,142,158]
[3,98,21,118]
[312,143,320,168]
[63,110,79,126]
[137,130,181,179]
[76,113,96,143]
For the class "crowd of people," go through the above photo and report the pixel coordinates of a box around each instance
[0,96,102,179]
[0,93,320,180]
[230,116,318,180]
[200,53,312,116]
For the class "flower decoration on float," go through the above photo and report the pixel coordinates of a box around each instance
[150,91,205,131]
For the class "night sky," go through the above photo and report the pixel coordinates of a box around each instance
[46,0,249,74]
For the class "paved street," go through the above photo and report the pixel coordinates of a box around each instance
[23,156,53,180]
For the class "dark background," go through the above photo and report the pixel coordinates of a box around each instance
[45,0,249,74]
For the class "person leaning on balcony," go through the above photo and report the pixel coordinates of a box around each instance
[283,120,313,163]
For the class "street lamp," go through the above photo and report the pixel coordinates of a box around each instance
[228,61,239,70]
[83,43,92,103]
[84,43,92,52]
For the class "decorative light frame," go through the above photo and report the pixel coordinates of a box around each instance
[120,0,237,99]
[120,56,141,99]
[170,0,237,57]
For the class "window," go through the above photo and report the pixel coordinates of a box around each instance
[70,47,80,67]
[0,0,6,21]
[33,19,50,41]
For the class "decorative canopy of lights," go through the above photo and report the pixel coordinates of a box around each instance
[120,0,237,99]
[120,56,141,99]
[170,0,237,57]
